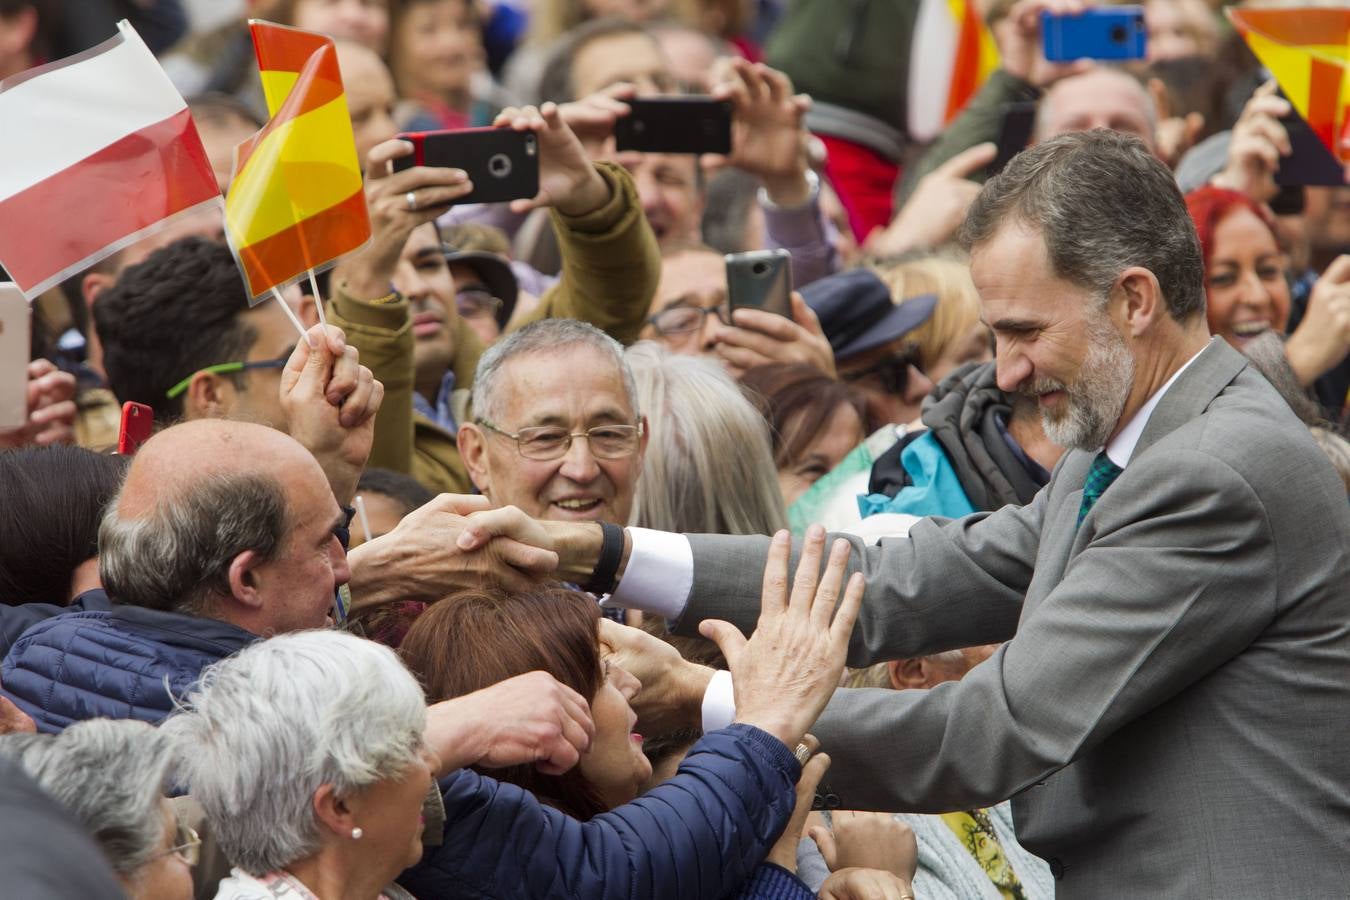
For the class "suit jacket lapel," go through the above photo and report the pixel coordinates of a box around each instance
[1134,337,1247,460]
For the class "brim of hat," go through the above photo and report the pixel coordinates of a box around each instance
[442,249,519,327]
[833,292,939,360]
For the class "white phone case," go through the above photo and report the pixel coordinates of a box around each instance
[0,283,32,429]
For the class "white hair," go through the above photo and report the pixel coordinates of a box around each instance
[471,318,639,425]
[162,631,427,876]
[625,342,786,534]
[0,718,174,877]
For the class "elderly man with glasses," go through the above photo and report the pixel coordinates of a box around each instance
[459,318,647,535]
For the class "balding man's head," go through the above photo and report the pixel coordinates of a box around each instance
[336,40,398,165]
[100,420,347,635]
[1036,67,1157,153]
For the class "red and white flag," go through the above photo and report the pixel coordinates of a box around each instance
[0,20,221,299]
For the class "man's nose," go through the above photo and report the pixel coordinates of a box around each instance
[904,364,935,404]
[996,347,1032,394]
[558,434,601,481]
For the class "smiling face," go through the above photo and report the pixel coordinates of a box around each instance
[1204,207,1291,348]
[776,401,866,505]
[972,225,1135,452]
[619,152,703,248]
[462,347,647,523]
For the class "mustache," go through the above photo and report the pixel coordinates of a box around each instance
[1018,378,1067,398]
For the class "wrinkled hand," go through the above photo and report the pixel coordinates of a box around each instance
[710,58,813,205]
[717,291,837,379]
[866,142,996,258]
[996,0,1095,87]
[424,670,596,777]
[597,618,713,735]
[0,359,77,449]
[332,139,474,300]
[808,811,918,881]
[279,324,382,504]
[559,82,636,159]
[493,102,612,216]
[700,526,864,749]
[818,868,916,900]
[1286,254,1350,384]
[1211,81,1289,204]
[0,690,36,735]
[764,735,828,872]
[349,495,559,607]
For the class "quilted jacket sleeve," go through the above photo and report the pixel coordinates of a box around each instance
[400,725,800,900]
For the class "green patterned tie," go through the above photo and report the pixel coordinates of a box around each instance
[1077,451,1124,525]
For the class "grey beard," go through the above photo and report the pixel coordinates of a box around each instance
[1040,315,1135,451]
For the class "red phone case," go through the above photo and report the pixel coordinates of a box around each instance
[118,401,153,455]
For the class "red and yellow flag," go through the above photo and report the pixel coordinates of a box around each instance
[225,21,369,303]
[909,0,1000,142]
[1229,7,1350,162]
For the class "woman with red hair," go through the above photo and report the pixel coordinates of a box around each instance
[1185,186,1350,418]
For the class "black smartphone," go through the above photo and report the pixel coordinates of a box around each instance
[392,128,539,205]
[1274,108,1344,187]
[990,101,1037,177]
[614,97,733,155]
[726,250,792,319]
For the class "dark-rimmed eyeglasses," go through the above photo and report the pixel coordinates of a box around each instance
[476,419,644,460]
[165,348,294,399]
[842,345,921,396]
[645,303,731,340]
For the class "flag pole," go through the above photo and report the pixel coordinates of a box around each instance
[353,495,374,544]
[270,286,313,346]
[307,268,327,327]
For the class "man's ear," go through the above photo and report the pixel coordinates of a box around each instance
[457,422,492,496]
[183,372,236,421]
[887,658,928,690]
[296,293,321,329]
[81,271,116,309]
[1115,266,1165,338]
[226,549,266,612]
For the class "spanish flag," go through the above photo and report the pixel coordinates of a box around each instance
[225,21,369,303]
[1229,7,1350,162]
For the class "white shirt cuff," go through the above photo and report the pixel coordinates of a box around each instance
[600,528,693,620]
[701,670,736,733]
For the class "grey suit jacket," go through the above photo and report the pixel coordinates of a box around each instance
[679,339,1350,896]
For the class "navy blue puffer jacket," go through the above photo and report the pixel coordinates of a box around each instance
[402,724,804,900]
[1,605,256,733]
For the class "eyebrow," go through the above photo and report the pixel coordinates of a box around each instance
[412,247,444,263]
[986,316,1044,332]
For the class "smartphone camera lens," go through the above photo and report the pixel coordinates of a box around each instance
[752,262,769,275]
[1111,24,1127,43]
[489,153,513,178]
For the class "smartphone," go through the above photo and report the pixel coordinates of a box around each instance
[614,97,733,155]
[990,101,1038,177]
[1042,7,1147,62]
[1275,108,1345,187]
[0,283,29,429]
[392,128,539,206]
[117,401,154,455]
[726,250,792,319]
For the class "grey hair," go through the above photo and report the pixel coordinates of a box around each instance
[0,719,174,877]
[162,630,427,876]
[99,471,289,616]
[471,318,640,425]
[625,342,786,535]
[1034,66,1159,143]
[960,129,1206,321]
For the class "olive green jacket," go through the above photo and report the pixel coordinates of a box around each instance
[327,161,659,494]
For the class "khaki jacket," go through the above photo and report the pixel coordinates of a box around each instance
[327,161,659,493]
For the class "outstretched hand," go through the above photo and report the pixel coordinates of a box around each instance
[866,142,996,257]
[716,291,836,379]
[597,618,714,735]
[0,360,77,450]
[700,526,864,749]
[493,102,612,216]
[424,670,596,777]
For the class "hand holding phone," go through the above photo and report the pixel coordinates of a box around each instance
[393,128,539,206]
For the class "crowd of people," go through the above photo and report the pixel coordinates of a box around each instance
[2,0,1349,898]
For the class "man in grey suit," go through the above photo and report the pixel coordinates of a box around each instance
[460,130,1350,896]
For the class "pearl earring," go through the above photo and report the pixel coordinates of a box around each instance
[351,827,363,840]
